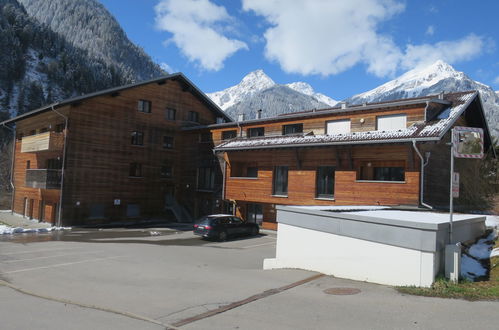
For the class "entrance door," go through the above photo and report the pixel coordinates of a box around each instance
[164,186,175,207]
[246,204,263,225]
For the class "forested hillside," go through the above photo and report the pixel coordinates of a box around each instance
[18,0,164,82]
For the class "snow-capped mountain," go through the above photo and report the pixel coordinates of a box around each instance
[346,60,499,138]
[207,70,337,120]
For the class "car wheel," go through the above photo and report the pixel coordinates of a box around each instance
[218,231,228,241]
[251,226,259,236]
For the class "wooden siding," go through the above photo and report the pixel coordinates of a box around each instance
[21,131,64,153]
[211,105,425,145]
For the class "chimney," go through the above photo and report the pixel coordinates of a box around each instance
[339,101,348,109]
[438,91,444,100]
[237,113,245,121]
[256,109,262,119]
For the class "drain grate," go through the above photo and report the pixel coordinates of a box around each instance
[323,287,361,295]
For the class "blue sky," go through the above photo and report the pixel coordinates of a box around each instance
[99,0,499,100]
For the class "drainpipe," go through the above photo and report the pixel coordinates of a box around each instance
[51,105,68,227]
[213,149,227,204]
[2,123,16,215]
[412,140,433,209]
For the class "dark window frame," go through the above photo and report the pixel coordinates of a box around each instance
[188,111,199,123]
[282,123,303,135]
[357,161,405,182]
[129,163,143,177]
[247,127,265,138]
[222,130,237,140]
[316,166,335,198]
[165,108,176,120]
[131,131,144,146]
[138,100,152,113]
[197,167,215,191]
[160,165,173,178]
[163,136,174,149]
[273,166,289,196]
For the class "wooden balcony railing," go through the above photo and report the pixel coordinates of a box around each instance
[21,132,64,153]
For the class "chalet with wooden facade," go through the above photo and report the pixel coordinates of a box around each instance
[1,74,494,229]
[206,91,494,230]
[1,74,231,226]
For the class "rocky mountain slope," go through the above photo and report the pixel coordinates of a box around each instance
[207,70,337,120]
[346,60,499,137]
[18,0,164,82]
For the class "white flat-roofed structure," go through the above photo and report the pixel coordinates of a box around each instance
[264,206,486,287]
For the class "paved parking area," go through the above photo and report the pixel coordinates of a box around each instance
[1,228,498,330]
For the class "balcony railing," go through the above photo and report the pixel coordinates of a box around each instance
[21,132,64,153]
[25,169,62,189]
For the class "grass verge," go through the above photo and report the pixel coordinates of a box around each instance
[397,234,499,301]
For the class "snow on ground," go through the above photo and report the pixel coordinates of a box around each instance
[485,215,499,228]
[346,210,479,224]
[461,230,498,281]
[0,224,70,235]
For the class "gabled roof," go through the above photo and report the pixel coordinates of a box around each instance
[0,73,233,125]
[215,91,493,152]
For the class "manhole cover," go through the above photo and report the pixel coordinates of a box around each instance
[323,288,361,295]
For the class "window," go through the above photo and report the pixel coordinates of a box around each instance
[198,167,215,190]
[47,158,62,169]
[165,108,176,120]
[247,127,265,137]
[160,165,172,178]
[316,166,335,198]
[131,131,144,145]
[376,114,406,131]
[188,111,199,122]
[326,120,350,135]
[129,163,142,177]
[222,130,237,140]
[282,123,303,135]
[138,100,151,113]
[273,166,288,196]
[246,204,263,225]
[163,136,174,149]
[358,161,405,181]
[26,160,30,169]
[246,167,258,178]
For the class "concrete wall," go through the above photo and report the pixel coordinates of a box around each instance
[264,206,485,287]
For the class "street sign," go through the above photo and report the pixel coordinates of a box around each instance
[452,172,459,198]
[452,126,484,159]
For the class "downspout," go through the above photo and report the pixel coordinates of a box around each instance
[213,149,227,207]
[51,105,68,227]
[2,123,16,215]
[412,140,432,209]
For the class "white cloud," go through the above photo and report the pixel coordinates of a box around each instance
[493,76,499,85]
[242,0,486,77]
[402,34,485,70]
[426,25,435,36]
[155,0,248,71]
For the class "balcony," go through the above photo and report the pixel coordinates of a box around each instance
[25,169,62,189]
[21,132,64,153]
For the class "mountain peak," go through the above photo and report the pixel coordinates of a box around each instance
[239,69,275,91]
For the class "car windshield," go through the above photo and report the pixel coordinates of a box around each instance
[196,216,221,225]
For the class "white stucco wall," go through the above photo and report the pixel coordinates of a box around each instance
[264,223,437,287]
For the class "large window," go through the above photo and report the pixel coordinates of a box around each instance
[160,165,172,178]
[376,114,406,131]
[247,127,265,137]
[316,166,335,198]
[198,167,215,190]
[230,163,258,178]
[273,166,288,196]
[246,204,263,225]
[163,136,174,149]
[282,124,303,135]
[222,130,237,140]
[188,111,199,122]
[358,161,405,182]
[131,131,144,145]
[138,100,151,113]
[165,108,176,120]
[326,120,350,135]
[129,163,142,177]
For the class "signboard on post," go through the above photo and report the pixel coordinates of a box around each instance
[452,126,484,159]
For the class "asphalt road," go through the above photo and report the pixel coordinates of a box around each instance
[0,227,498,330]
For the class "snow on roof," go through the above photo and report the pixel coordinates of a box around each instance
[215,91,477,151]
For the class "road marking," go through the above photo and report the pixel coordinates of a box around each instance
[0,255,126,274]
[0,247,83,256]
[171,273,324,328]
[240,242,276,249]
[0,250,104,263]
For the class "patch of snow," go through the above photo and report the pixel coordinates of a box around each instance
[286,82,337,106]
[468,231,496,259]
[0,224,70,235]
[491,248,499,258]
[345,210,481,224]
[485,215,499,228]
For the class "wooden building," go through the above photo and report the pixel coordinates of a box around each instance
[1,74,231,226]
[206,91,494,230]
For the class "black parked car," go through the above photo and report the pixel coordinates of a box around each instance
[193,214,259,241]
